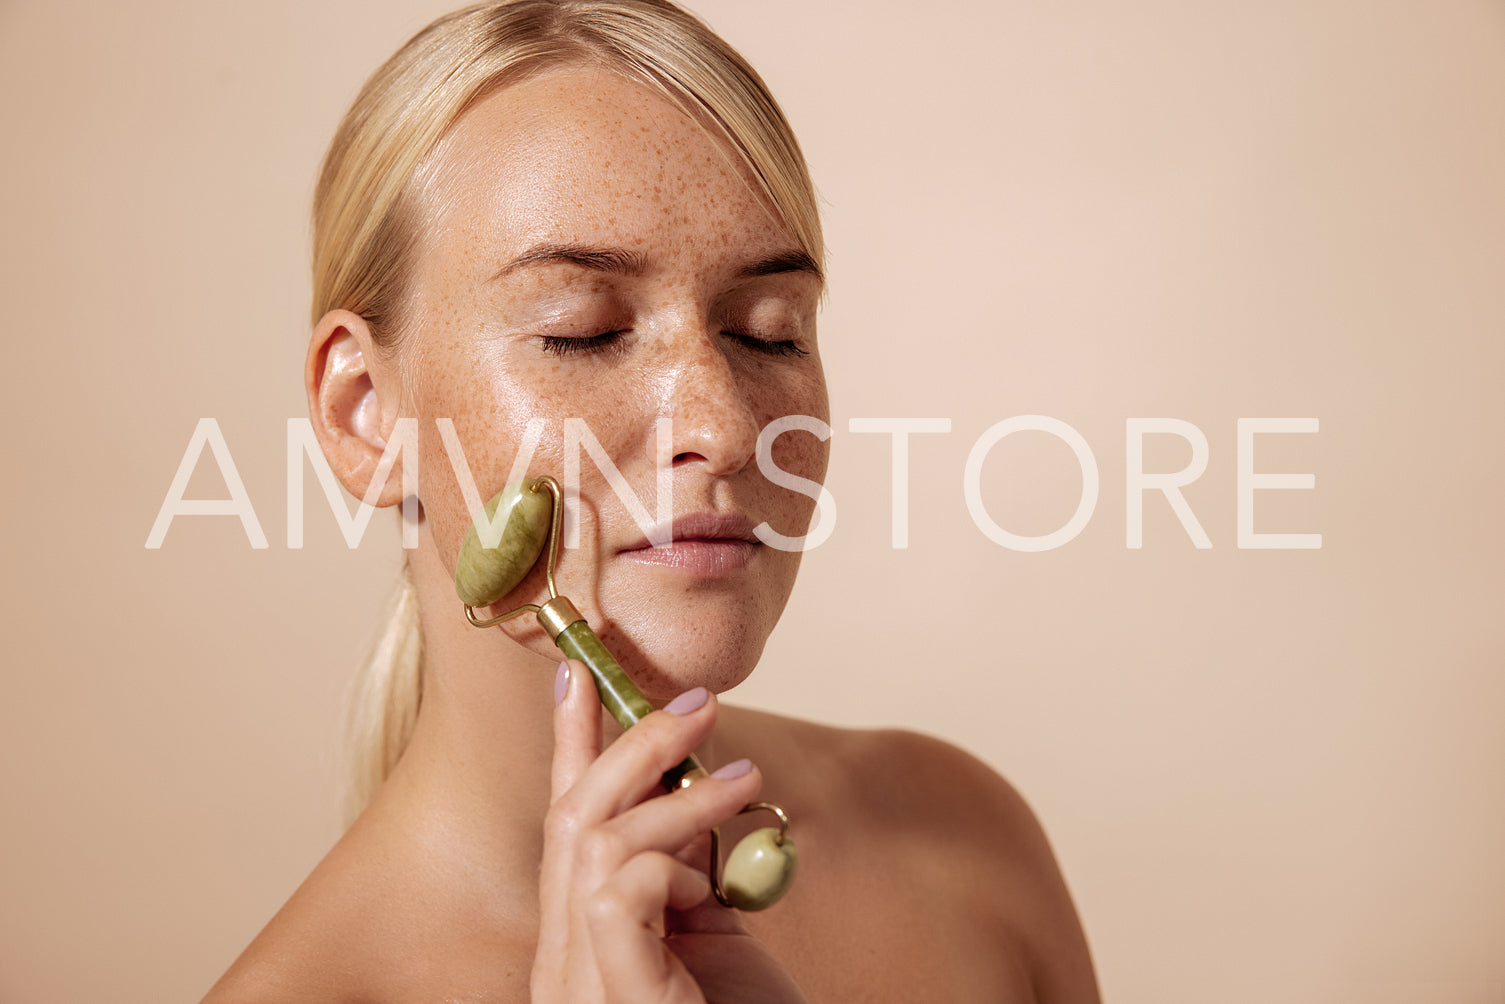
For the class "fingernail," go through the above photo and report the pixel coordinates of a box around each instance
[554,661,569,705]
[663,687,708,715]
[711,758,753,780]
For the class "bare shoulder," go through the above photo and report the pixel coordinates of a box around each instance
[200,814,534,1003]
[834,725,1100,1003]
[832,725,1034,827]
[730,707,1055,849]
[725,708,1101,1004]
[199,840,374,1003]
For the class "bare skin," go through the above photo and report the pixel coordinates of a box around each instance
[204,64,1098,1003]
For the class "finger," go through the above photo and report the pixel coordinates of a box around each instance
[586,852,710,1002]
[599,761,762,863]
[556,689,721,824]
[665,889,752,938]
[663,828,752,939]
[550,659,603,806]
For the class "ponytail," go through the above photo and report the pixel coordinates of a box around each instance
[342,559,423,825]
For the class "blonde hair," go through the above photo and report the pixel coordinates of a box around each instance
[313,0,825,823]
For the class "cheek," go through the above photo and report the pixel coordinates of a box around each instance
[753,366,831,481]
[768,354,828,425]
[403,337,534,570]
[778,431,830,482]
[409,356,655,574]
[761,430,830,540]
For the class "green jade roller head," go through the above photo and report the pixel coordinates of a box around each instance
[454,476,797,912]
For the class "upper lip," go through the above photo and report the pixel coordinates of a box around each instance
[620,512,760,551]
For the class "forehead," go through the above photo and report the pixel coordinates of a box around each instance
[420,63,789,267]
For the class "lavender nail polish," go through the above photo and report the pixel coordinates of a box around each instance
[711,758,753,780]
[663,687,708,715]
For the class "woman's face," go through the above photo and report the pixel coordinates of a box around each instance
[396,64,828,698]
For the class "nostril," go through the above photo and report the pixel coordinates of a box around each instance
[672,451,707,466]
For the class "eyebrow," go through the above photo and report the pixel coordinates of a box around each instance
[489,242,823,284]
[490,242,648,281]
[738,249,824,284]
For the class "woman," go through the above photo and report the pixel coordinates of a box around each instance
[205,1,1099,1000]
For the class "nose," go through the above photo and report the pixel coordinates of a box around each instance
[649,335,760,476]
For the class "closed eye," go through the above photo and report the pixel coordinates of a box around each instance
[539,331,628,357]
[725,332,808,358]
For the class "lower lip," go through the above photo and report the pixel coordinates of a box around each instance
[619,539,758,575]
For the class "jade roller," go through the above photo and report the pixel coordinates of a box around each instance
[454,475,797,912]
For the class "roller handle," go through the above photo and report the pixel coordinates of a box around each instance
[536,597,795,910]
[552,617,707,791]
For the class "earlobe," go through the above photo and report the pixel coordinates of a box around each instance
[306,309,407,506]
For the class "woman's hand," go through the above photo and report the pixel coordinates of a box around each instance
[530,661,808,1004]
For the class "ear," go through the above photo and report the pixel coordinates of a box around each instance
[306,309,407,506]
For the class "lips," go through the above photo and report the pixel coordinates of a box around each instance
[618,513,761,574]
[621,513,759,550]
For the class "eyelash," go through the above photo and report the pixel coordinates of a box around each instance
[538,331,808,358]
[539,331,627,357]
[729,332,809,358]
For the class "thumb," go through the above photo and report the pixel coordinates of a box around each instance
[549,659,601,804]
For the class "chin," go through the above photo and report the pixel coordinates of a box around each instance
[595,604,772,702]
[583,553,794,700]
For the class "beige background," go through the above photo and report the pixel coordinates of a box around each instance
[2,1,1502,1001]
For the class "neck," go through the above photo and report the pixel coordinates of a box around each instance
[370,520,698,883]
[393,525,558,843]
